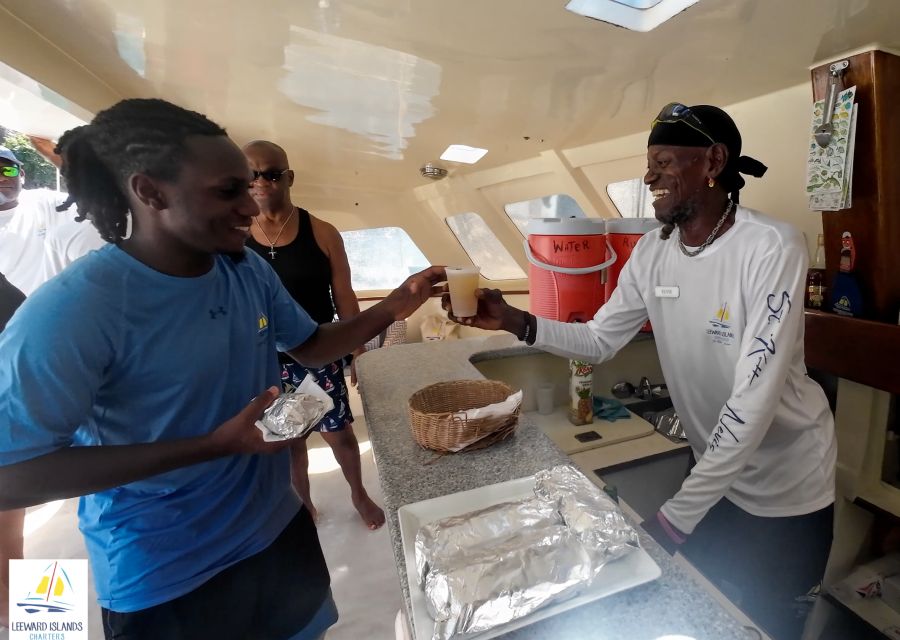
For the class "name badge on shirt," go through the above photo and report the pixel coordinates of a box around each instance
[655,286,680,298]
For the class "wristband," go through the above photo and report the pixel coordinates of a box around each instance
[521,311,532,343]
[656,511,687,545]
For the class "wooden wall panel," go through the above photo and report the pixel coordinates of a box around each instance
[811,51,900,323]
[805,311,900,395]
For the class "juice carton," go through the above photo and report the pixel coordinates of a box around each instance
[568,359,594,426]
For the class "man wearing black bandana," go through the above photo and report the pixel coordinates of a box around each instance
[446,104,836,640]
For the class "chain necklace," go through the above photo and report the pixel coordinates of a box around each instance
[678,199,734,258]
[253,208,296,259]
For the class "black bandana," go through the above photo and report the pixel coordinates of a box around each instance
[648,104,768,197]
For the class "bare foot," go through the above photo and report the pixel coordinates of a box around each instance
[353,493,385,530]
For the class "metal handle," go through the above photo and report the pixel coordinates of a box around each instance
[821,80,838,130]
[821,61,848,129]
[814,59,849,148]
[523,237,617,275]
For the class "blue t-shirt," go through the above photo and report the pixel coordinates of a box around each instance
[0,245,318,612]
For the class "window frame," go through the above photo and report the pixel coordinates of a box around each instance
[444,211,527,281]
[339,225,431,292]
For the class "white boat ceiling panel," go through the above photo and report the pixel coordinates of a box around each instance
[1,0,899,192]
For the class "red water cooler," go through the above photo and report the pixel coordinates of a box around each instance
[604,218,660,331]
[525,218,616,322]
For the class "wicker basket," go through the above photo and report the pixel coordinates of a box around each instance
[408,380,521,453]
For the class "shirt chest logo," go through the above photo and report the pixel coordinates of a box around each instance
[707,302,736,345]
[257,313,269,335]
[208,306,228,320]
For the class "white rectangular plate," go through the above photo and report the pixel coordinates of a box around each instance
[398,476,662,640]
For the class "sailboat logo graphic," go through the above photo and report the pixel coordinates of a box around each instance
[709,302,731,329]
[16,561,75,614]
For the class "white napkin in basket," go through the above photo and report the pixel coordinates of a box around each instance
[446,390,523,452]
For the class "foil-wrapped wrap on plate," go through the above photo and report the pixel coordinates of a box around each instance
[533,465,640,565]
[254,376,335,441]
[414,497,562,587]
[414,465,640,640]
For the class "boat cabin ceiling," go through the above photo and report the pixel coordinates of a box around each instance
[2,0,899,287]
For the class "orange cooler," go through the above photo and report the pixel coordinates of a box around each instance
[604,218,660,331]
[525,218,616,323]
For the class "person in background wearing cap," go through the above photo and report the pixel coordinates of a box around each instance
[445,103,836,640]
[0,141,73,294]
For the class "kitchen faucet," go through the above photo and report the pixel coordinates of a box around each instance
[611,377,667,401]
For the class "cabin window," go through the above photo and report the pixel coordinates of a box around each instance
[445,213,526,280]
[503,194,586,236]
[606,178,655,218]
[340,227,430,291]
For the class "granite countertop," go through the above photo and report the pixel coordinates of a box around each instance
[356,334,753,639]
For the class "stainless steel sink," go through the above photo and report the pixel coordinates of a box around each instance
[620,395,674,421]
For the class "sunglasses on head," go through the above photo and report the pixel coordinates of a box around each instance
[250,168,289,183]
[651,103,716,145]
[0,165,21,178]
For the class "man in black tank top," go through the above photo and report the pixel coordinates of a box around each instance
[244,140,385,530]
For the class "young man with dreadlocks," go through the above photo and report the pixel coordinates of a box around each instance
[444,104,836,640]
[0,98,445,640]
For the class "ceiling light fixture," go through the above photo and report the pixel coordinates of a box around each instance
[440,144,489,164]
[420,162,448,180]
[565,0,701,32]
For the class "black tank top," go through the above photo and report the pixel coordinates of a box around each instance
[247,207,336,327]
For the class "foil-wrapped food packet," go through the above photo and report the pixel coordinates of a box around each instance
[415,465,640,639]
[255,376,334,441]
[415,497,562,587]
[534,465,640,568]
[427,526,591,639]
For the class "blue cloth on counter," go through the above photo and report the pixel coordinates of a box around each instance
[593,396,631,422]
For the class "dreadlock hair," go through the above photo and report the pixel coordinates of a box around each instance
[55,99,227,243]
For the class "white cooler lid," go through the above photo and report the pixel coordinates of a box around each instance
[605,217,661,234]
[527,217,606,236]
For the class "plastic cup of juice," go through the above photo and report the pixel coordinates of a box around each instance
[445,267,480,318]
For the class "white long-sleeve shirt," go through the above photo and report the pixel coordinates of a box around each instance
[534,206,836,534]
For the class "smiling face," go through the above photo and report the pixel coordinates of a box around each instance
[644,145,710,226]
[136,135,260,256]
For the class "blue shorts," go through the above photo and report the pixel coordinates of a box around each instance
[281,360,353,433]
